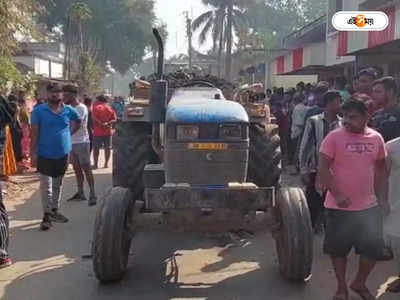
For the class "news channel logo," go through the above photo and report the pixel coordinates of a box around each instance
[332,11,389,31]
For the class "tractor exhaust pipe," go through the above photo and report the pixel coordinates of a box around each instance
[150,28,167,160]
[152,28,164,80]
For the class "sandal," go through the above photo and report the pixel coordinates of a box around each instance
[387,278,400,293]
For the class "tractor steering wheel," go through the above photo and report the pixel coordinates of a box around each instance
[182,81,216,88]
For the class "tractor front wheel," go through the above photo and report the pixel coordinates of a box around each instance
[274,187,313,282]
[92,187,134,283]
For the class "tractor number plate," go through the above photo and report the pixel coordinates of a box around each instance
[188,143,228,150]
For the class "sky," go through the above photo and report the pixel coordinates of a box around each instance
[155,0,212,58]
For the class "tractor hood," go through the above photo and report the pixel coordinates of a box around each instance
[166,98,249,124]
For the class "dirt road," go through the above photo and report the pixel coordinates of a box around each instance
[0,167,398,300]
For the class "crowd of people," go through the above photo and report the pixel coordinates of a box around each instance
[266,68,400,299]
[0,84,124,268]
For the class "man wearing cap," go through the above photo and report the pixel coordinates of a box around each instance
[63,85,97,206]
[299,90,342,231]
[31,84,81,231]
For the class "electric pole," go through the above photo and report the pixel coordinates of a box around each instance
[185,11,193,72]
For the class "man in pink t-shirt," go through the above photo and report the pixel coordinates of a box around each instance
[318,98,389,300]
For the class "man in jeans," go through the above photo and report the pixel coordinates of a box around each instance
[63,85,97,206]
[31,85,81,231]
[92,95,116,169]
[319,99,389,300]
[299,90,342,230]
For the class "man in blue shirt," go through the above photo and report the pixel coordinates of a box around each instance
[31,84,81,231]
[111,96,125,120]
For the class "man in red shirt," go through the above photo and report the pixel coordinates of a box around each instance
[92,95,117,169]
[319,99,389,300]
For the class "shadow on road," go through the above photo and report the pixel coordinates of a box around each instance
[1,171,399,300]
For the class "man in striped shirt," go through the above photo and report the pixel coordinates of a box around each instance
[299,90,342,230]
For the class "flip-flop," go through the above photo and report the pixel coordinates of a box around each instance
[387,278,400,293]
[351,287,376,300]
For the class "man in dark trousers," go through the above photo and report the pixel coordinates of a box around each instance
[31,85,81,231]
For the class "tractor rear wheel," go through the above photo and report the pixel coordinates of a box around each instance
[248,123,282,187]
[274,187,313,282]
[113,122,158,200]
[92,187,134,283]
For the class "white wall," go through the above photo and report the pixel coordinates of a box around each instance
[34,57,50,77]
[51,62,63,79]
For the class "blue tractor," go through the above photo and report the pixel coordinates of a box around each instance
[92,29,313,283]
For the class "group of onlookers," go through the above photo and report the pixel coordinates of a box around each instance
[0,83,122,269]
[267,69,400,299]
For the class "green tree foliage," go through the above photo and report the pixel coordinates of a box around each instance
[0,57,23,93]
[69,2,93,53]
[41,0,158,74]
[77,53,104,95]
[0,0,43,57]
[244,0,327,43]
[0,0,44,93]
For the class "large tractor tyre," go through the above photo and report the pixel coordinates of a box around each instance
[92,187,134,283]
[274,187,313,282]
[113,122,158,201]
[248,123,282,187]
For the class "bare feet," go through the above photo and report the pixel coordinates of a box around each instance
[387,278,400,293]
[333,286,349,300]
[350,283,376,300]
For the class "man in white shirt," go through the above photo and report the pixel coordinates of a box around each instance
[63,85,97,206]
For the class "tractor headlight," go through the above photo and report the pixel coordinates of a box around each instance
[177,125,199,140]
[219,124,242,140]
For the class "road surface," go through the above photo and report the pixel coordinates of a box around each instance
[0,166,398,300]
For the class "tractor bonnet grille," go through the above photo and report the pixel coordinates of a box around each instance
[167,124,248,140]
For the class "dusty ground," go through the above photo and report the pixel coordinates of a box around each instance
[0,163,398,300]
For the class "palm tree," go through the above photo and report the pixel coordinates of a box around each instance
[192,0,247,79]
[69,2,93,53]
